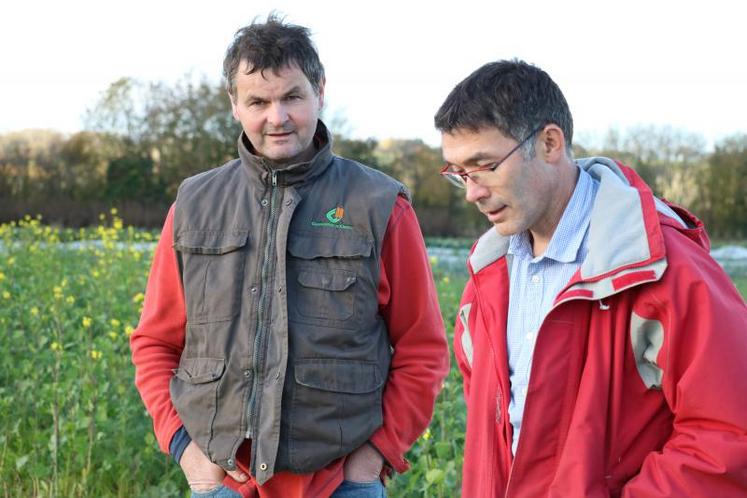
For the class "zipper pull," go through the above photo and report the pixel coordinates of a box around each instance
[271,171,277,187]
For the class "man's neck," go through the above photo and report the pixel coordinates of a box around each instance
[265,143,319,169]
[530,162,580,257]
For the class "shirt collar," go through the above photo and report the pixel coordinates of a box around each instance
[508,166,597,264]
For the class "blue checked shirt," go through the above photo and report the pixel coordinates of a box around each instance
[506,165,599,456]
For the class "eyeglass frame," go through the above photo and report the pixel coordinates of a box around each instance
[439,125,545,188]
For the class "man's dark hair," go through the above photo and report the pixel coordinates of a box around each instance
[223,13,325,97]
[434,59,573,155]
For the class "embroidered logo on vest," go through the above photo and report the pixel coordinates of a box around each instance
[312,206,353,229]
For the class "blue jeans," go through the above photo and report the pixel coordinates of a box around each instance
[330,479,386,498]
[190,485,242,498]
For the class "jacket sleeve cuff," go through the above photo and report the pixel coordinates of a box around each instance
[169,426,192,464]
[369,431,410,474]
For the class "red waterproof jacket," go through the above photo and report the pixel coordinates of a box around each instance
[453,158,747,498]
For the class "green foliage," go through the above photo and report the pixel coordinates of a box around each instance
[0,217,470,497]
[733,276,747,298]
[106,155,167,202]
[696,135,747,238]
[0,213,184,497]
[1,219,746,496]
[333,135,380,169]
[3,75,747,239]
[85,75,240,197]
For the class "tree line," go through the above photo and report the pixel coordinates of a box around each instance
[1,76,745,238]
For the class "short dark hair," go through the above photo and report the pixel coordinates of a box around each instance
[223,13,325,97]
[434,59,573,154]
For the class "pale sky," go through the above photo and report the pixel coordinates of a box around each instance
[1,0,745,148]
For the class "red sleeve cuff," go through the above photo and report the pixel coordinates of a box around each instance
[369,430,410,474]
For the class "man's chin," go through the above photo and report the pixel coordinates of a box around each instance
[492,222,519,238]
[261,148,302,165]
[261,143,316,165]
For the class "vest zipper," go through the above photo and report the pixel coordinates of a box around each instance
[247,170,280,471]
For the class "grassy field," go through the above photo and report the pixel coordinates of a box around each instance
[0,215,744,497]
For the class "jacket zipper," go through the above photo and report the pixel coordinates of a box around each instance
[504,292,601,497]
[247,170,280,471]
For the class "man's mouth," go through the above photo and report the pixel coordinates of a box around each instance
[482,205,506,222]
[266,130,294,138]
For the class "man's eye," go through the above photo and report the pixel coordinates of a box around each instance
[284,95,301,101]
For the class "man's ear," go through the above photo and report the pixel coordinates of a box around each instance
[316,77,326,108]
[228,91,240,121]
[539,124,567,163]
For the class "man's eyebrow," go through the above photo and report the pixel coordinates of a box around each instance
[244,86,304,104]
[244,94,267,104]
[282,86,303,96]
[447,152,494,167]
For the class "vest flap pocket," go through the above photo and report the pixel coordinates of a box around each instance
[295,359,384,394]
[297,270,356,291]
[287,233,372,259]
[174,230,249,255]
[174,357,226,384]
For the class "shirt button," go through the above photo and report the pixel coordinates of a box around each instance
[260,462,268,471]
[531,275,541,284]
[244,370,251,377]
[227,458,234,467]
[251,287,257,294]
[261,199,269,207]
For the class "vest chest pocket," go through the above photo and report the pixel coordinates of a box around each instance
[296,270,357,320]
[286,233,373,328]
[174,230,249,324]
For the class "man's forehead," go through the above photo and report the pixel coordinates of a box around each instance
[235,63,311,94]
[237,60,307,82]
[441,127,513,163]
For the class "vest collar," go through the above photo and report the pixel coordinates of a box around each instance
[237,120,334,187]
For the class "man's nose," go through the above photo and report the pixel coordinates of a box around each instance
[267,103,289,127]
[464,178,489,204]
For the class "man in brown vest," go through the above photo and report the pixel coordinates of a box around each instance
[131,14,449,498]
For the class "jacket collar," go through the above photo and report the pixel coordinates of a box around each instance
[468,157,688,301]
[237,120,334,187]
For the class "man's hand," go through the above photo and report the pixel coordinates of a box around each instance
[343,443,385,483]
[180,441,248,491]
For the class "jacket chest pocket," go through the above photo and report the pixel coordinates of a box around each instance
[174,230,249,324]
[286,233,373,329]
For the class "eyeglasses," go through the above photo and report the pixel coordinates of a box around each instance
[440,126,544,188]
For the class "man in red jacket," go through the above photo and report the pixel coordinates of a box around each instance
[131,14,448,498]
[435,59,747,497]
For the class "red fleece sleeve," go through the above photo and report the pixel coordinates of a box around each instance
[130,205,187,453]
[368,195,450,473]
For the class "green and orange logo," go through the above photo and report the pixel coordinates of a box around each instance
[312,205,353,229]
[326,206,345,224]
